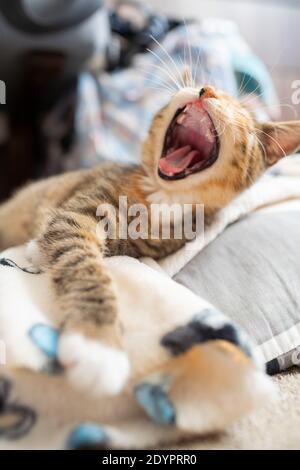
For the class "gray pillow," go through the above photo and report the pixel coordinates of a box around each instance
[174,210,300,374]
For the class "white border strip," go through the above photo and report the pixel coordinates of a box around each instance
[256,321,300,363]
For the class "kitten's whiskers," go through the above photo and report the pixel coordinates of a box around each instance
[149,35,185,89]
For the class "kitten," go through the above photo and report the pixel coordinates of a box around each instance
[1,85,300,395]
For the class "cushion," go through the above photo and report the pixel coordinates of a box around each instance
[175,206,300,374]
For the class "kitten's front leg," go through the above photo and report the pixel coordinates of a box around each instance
[36,209,130,396]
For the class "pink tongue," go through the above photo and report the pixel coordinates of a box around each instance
[158,145,200,175]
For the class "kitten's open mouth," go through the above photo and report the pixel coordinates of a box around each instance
[158,100,220,180]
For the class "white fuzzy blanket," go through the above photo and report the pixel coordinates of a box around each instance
[0,157,300,449]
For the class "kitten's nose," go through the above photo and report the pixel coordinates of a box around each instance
[199,86,217,99]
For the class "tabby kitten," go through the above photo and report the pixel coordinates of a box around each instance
[1,85,300,395]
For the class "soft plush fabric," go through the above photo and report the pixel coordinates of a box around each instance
[167,369,300,450]
[0,249,271,449]
[1,157,300,449]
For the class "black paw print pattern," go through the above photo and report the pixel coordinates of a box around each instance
[0,377,36,440]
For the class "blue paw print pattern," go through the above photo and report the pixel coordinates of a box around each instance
[29,324,62,373]
[135,383,175,425]
[29,324,59,359]
[67,423,109,449]
[268,167,282,177]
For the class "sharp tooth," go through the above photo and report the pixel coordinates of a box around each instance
[177,113,186,124]
[176,106,188,124]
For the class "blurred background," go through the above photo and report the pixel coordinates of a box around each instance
[0,0,299,201]
[147,0,300,121]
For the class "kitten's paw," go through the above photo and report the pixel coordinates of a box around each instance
[58,333,130,396]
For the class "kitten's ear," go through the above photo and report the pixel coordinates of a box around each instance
[258,121,300,166]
